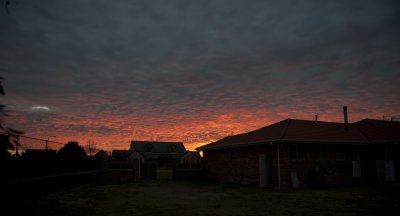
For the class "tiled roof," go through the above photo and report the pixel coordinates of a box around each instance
[354,119,400,141]
[130,141,186,153]
[94,150,110,159]
[197,119,373,150]
[111,150,131,159]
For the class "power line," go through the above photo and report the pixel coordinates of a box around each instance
[19,135,65,145]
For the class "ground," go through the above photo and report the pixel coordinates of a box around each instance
[25,180,400,216]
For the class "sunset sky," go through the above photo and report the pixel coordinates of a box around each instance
[1,0,399,151]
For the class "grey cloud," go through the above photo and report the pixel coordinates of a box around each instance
[1,0,400,149]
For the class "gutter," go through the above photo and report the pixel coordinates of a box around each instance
[368,140,400,144]
[196,139,370,151]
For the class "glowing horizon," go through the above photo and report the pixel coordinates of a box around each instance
[7,105,399,152]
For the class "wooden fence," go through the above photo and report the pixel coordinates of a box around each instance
[102,161,158,181]
[173,163,206,180]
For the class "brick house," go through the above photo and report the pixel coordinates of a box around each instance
[197,117,400,189]
[353,119,400,181]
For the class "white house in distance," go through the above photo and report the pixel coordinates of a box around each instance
[112,140,187,167]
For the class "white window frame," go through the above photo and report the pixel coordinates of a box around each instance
[145,144,153,152]
[336,151,346,161]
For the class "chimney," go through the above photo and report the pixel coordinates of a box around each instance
[343,106,349,130]
[315,115,318,122]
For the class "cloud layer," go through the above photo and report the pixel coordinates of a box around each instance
[1,0,400,150]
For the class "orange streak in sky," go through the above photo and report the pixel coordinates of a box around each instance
[15,105,397,152]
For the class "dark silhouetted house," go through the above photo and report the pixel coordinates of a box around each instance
[111,150,132,162]
[197,117,400,189]
[111,149,145,162]
[111,141,186,167]
[93,150,111,160]
[179,151,203,170]
[130,141,186,166]
[180,151,203,165]
[128,150,145,162]
[174,151,205,180]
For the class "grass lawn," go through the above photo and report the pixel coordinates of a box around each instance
[24,180,400,216]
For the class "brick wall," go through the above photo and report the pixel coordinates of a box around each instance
[204,145,272,185]
[203,143,355,189]
[278,144,353,188]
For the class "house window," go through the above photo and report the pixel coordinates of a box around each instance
[145,144,153,152]
[289,145,303,160]
[336,151,346,160]
[169,145,177,152]
[315,147,329,160]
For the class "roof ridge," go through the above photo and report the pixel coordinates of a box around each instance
[132,140,183,143]
[287,118,349,124]
[279,119,292,139]
[354,119,380,142]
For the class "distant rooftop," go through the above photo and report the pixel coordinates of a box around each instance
[130,140,186,154]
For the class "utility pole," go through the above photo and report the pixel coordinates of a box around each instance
[45,136,56,150]
[15,135,19,156]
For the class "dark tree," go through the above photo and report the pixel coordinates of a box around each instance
[0,77,23,158]
[84,140,98,156]
[0,135,13,158]
[57,141,87,160]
